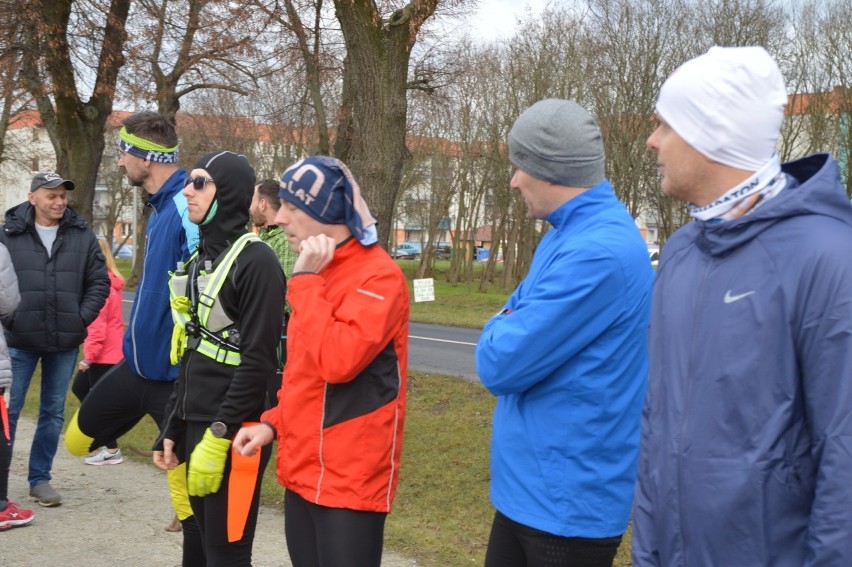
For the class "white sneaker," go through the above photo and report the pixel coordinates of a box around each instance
[85,448,124,466]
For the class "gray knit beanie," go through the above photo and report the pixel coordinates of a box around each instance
[508,99,605,188]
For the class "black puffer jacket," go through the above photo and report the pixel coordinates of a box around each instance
[0,202,109,351]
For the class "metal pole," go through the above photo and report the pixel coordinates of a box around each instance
[132,184,138,264]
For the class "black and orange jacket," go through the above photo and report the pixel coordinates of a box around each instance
[263,237,409,513]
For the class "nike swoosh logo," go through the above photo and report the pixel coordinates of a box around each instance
[724,290,756,304]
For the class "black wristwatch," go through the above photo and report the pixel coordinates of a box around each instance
[209,421,229,439]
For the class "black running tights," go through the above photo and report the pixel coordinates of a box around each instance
[283,489,387,567]
[485,511,622,567]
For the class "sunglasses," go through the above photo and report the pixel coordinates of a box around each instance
[185,176,214,190]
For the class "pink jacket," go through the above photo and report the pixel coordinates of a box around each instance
[82,271,125,364]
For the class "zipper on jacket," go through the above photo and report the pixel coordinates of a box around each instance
[677,256,713,564]
[180,349,194,417]
[130,205,156,379]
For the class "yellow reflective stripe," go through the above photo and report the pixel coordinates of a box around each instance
[169,233,258,366]
[196,233,259,327]
[196,339,241,366]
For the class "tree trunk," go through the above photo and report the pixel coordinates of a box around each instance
[332,1,439,247]
[20,0,131,224]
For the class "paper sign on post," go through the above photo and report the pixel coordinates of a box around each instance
[413,278,435,302]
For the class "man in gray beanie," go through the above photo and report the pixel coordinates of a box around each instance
[633,46,852,566]
[475,99,654,567]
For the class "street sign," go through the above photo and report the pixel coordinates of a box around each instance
[413,278,435,302]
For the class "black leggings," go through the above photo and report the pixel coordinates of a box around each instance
[71,363,118,449]
[284,489,387,567]
[181,421,271,567]
[74,359,174,450]
[485,511,622,567]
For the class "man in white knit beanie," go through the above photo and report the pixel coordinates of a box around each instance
[633,46,852,566]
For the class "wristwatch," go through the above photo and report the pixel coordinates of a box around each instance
[209,421,229,439]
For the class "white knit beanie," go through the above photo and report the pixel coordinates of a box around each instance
[656,46,787,171]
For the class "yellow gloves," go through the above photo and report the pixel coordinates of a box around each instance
[187,429,231,497]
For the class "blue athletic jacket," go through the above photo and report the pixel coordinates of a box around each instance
[476,180,653,538]
[633,154,852,566]
[124,170,198,381]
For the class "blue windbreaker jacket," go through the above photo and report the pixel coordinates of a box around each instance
[123,170,198,381]
[633,154,852,566]
[476,180,654,538]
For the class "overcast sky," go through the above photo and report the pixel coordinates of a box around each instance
[467,0,548,41]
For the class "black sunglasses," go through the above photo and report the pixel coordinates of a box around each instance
[185,176,214,190]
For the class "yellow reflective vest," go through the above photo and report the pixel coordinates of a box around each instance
[168,233,259,365]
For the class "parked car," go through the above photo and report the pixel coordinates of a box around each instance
[434,245,452,260]
[647,244,660,268]
[391,243,419,259]
[114,244,133,259]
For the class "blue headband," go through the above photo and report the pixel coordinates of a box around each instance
[117,137,179,164]
[279,156,377,246]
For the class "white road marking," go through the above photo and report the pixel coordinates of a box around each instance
[409,335,476,347]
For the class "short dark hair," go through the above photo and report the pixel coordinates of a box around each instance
[256,179,282,211]
[121,111,178,148]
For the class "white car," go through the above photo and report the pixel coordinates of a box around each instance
[647,244,660,268]
[391,243,419,259]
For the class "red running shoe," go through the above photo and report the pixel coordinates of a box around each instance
[0,500,34,530]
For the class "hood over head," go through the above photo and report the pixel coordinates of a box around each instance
[193,151,255,245]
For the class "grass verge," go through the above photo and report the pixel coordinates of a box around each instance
[18,369,631,566]
[68,257,635,565]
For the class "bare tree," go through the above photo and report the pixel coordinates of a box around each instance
[93,153,135,249]
[694,0,785,49]
[250,0,341,155]
[122,0,275,120]
[19,0,132,222]
[472,6,591,290]
[0,4,31,171]
[784,0,852,197]
[326,1,442,247]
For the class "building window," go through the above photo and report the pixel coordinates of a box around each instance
[31,157,39,172]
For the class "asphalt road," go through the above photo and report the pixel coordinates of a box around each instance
[408,322,480,382]
[122,293,482,383]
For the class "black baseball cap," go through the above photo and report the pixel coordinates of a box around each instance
[30,172,75,192]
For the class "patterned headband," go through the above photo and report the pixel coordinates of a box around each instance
[118,126,179,163]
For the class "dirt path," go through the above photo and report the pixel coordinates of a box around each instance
[6,416,418,567]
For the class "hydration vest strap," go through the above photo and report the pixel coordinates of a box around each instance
[174,232,260,366]
[195,233,260,329]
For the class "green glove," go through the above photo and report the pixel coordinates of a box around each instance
[187,429,231,497]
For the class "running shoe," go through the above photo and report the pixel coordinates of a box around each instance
[0,500,35,529]
[85,448,124,466]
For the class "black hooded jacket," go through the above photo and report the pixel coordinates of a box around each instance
[0,202,108,351]
[158,152,286,447]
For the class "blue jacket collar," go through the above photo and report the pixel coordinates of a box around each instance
[547,179,618,229]
[148,169,187,213]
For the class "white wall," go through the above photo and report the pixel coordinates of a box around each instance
[1,126,57,214]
